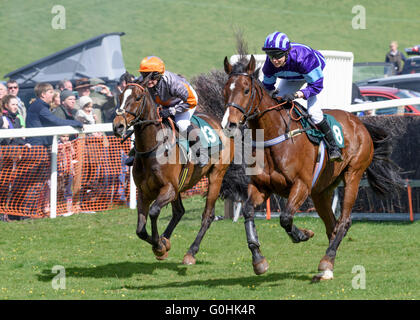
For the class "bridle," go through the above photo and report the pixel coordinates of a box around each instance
[225,72,290,124]
[116,82,176,156]
[116,83,163,142]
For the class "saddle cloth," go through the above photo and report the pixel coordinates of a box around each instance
[292,104,345,148]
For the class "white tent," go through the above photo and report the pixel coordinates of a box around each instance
[4,32,126,87]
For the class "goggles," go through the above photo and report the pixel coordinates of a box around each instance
[266,50,288,60]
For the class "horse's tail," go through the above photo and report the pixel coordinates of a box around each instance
[363,121,405,197]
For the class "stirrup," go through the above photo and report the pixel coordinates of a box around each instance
[327,147,343,162]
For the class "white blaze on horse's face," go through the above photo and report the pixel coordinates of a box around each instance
[117,88,132,114]
[229,82,235,92]
[221,108,230,129]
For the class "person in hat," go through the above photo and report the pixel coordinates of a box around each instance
[76,96,96,125]
[74,78,92,99]
[89,78,116,124]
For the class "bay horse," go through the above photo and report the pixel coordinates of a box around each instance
[113,81,233,264]
[222,55,403,281]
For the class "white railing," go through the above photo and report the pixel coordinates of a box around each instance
[1,97,420,218]
[0,123,137,218]
[329,97,420,114]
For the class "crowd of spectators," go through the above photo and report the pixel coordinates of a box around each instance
[0,72,135,220]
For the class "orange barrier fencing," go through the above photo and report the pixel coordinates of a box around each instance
[0,135,209,219]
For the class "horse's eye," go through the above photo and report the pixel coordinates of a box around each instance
[244,88,250,95]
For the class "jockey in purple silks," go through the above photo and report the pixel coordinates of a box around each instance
[261,31,342,162]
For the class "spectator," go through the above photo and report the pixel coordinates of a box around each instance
[57,79,73,92]
[0,95,31,146]
[75,78,92,100]
[26,82,83,147]
[116,71,135,95]
[57,134,77,215]
[89,78,117,123]
[76,96,96,125]
[54,90,77,121]
[385,41,406,75]
[53,90,79,141]
[0,95,31,220]
[23,83,83,216]
[50,89,61,111]
[6,80,26,127]
[0,82,7,100]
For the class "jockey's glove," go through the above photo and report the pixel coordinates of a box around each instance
[159,107,176,118]
[282,92,297,102]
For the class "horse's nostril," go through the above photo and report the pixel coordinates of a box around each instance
[228,122,238,130]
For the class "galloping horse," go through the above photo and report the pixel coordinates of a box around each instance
[222,55,402,281]
[113,81,233,264]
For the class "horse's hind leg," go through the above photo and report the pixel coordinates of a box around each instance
[280,179,314,243]
[183,168,225,265]
[312,188,337,242]
[313,169,364,282]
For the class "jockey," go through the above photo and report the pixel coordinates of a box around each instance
[125,56,208,166]
[261,31,343,162]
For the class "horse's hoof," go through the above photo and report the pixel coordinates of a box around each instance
[161,237,171,252]
[312,269,334,282]
[152,245,167,259]
[302,228,314,239]
[182,254,196,265]
[253,257,269,275]
[318,257,334,272]
[155,251,169,260]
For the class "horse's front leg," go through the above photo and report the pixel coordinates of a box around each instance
[149,183,176,260]
[243,184,269,275]
[280,179,315,243]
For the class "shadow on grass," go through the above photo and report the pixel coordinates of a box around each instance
[123,271,313,291]
[37,261,313,289]
[37,260,210,282]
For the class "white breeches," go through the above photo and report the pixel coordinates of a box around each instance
[174,107,196,133]
[274,79,324,124]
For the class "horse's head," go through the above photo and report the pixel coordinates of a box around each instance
[221,55,259,135]
[113,79,158,138]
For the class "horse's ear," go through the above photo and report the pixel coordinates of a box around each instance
[224,56,232,75]
[246,55,256,75]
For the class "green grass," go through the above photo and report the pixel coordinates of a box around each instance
[1,0,420,81]
[1,195,419,300]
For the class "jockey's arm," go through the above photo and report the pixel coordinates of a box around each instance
[300,54,324,100]
[169,79,198,113]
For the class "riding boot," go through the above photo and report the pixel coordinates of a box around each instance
[186,125,209,167]
[317,118,343,162]
[125,148,135,166]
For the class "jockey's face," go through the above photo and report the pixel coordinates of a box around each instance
[146,79,158,88]
[270,55,287,68]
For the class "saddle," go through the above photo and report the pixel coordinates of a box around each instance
[290,102,344,148]
[162,115,223,163]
